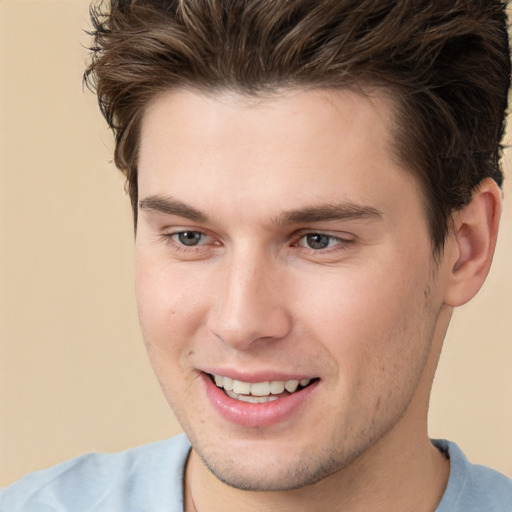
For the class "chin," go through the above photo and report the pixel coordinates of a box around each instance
[203,457,336,492]
[191,436,360,492]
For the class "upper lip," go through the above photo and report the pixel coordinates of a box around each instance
[200,368,316,383]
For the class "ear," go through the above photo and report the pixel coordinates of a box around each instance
[443,178,502,307]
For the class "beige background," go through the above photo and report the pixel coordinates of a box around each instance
[0,0,511,487]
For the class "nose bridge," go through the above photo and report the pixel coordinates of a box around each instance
[208,243,291,349]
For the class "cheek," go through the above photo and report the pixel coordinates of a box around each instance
[134,255,213,417]
[134,253,210,355]
[294,256,435,373]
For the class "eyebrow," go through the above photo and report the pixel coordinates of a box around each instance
[274,203,383,225]
[139,196,208,222]
[139,195,383,225]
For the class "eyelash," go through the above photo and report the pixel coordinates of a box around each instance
[161,229,354,254]
[161,231,215,253]
[292,232,354,252]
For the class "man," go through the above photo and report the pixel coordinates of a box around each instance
[1,0,511,510]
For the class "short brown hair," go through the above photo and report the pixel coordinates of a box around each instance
[84,0,511,251]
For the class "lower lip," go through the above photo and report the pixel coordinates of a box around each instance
[201,373,319,428]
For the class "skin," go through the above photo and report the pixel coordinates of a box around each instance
[134,88,500,511]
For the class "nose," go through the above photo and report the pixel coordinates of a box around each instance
[206,250,292,350]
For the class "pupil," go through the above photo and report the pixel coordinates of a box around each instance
[307,234,329,249]
[178,231,201,246]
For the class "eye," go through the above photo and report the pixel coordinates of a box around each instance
[299,233,340,250]
[170,230,211,247]
[302,233,332,250]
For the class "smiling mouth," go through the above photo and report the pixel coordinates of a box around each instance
[209,373,318,403]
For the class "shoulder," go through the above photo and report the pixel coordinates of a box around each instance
[0,434,191,512]
[434,439,512,512]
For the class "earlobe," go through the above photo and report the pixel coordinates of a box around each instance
[443,178,502,307]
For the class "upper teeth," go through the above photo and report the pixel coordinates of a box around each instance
[213,374,311,396]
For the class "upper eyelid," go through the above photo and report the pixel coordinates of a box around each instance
[169,230,209,237]
[166,229,208,235]
[162,227,212,238]
[293,228,355,240]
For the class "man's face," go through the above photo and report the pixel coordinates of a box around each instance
[135,88,450,491]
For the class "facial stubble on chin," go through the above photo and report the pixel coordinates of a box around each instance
[194,440,365,492]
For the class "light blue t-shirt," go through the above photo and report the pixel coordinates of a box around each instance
[1,435,511,511]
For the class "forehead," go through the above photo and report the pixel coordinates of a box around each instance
[140,87,396,158]
[137,87,421,224]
